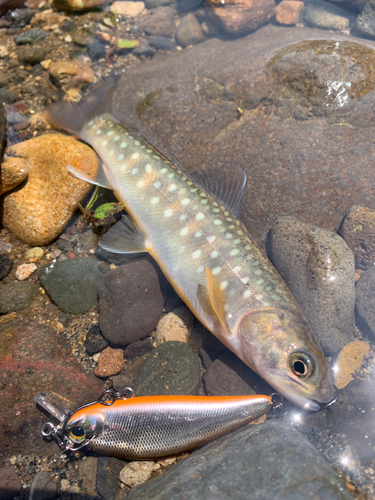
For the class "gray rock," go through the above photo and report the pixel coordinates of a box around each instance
[268,216,355,355]
[0,88,16,104]
[0,467,21,500]
[14,29,47,44]
[133,43,155,58]
[134,341,201,396]
[203,352,272,396]
[176,13,204,47]
[126,420,354,500]
[7,8,33,27]
[16,46,45,65]
[147,36,175,51]
[0,255,12,279]
[112,354,150,390]
[340,206,375,270]
[97,456,125,500]
[140,6,176,37]
[38,257,108,314]
[84,324,109,355]
[304,1,350,30]
[177,0,202,13]
[0,282,38,313]
[78,457,97,494]
[356,0,375,38]
[29,471,57,500]
[355,265,375,337]
[6,112,25,125]
[75,229,98,253]
[0,72,7,87]
[98,258,164,345]
[124,337,154,360]
[145,0,174,7]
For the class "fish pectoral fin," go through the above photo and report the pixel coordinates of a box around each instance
[99,215,148,254]
[67,158,111,190]
[206,267,232,337]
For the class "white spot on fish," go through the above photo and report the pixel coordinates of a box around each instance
[180,214,187,221]
[196,212,205,220]
[213,202,218,206]
[187,181,193,186]
[96,129,101,135]
[121,165,126,172]
[181,198,190,206]
[207,236,216,243]
[212,266,222,275]
[161,168,168,174]
[256,295,263,301]
[109,150,115,156]
[180,227,189,236]
[114,136,120,142]
[226,218,233,222]
[146,148,152,153]
[178,245,186,254]
[120,142,127,148]
[200,192,207,198]
[229,249,239,256]
[224,212,229,216]
[257,279,264,285]
[233,239,241,245]
[150,196,159,204]
[233,266,241,273]
[135,140,140,146]
[168,184,177,192]
[242,277,250,284]
[237,230,243,235]
[225,233,233,239]
[179,188,187,195]
[252,261,260,266]
[213,220,222,225]
[254,269,262,276]
[213,208,220,213]
[197,266,204,273]
[102,140,108,146]
[190,188,198,193]
[245,245,251,250]
[145,164,152,173]
[154,181,161,188]
[192,250,201,259]
[201,199,208,205]
[195,231,203,237]
[164,209,173,217]
[131,168,138,175]
[211,250,219,259]
[243,290,251,299]
[265,285,273,291]
[131,153,139,160]
[137,180,145,188]
[168,173,175,179]
[221,281,228,290]
[107,130,114,136]
[118,154,124,161]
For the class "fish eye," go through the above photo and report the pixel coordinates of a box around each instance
[289,351,315,378]
[69,426,86,443]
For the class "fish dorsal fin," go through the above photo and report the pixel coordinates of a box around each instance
[206,267,231,335]
[190,166,248,219]
[67,158,111,190]
[99,215,147,254]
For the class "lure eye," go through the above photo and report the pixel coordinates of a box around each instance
[289,351,315,378]
[69,426,86,443]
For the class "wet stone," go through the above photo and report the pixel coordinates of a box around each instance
[147,36,175,51]
[14,28,47,44]
[84,324,109,356]
[303,0,351,31]
[88,39,106,60]
[0,255,13,279]
[78,457,97,494]
[145,0,172,7]
[268,216,356,355]
[38,258,108,314]
[340,206,375,270]
[29,471,57,500]
[355,265,375,338]
[0,89,16,104]
[0,282,38,313]
[176,13,204,48]
[356,0,375,39]
[6,8,33,27]
[17,46,45,65]
[119,461,160,488]
[140,6,176,37]
[98,259,164,345]
[134,341,201,396]
[155,306,194,346]
[275,0,305,25]
[94,346,125,378]
[0,467,21,500]
[112,355,150,391]
[123,337,153,360]
[126,419,354,500]
[133,42,155,57]
[334,340,370,390]
[97,456,125,500]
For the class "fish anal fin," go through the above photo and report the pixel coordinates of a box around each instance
[206,267,231,336]
[99,215,147,254]
[67,158,111,190]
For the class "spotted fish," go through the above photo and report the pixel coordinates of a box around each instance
[44,79,334,411]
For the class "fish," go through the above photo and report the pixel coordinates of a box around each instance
[44,79,334,411]
[44,390,273,459]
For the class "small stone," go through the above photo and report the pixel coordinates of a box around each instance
[84,324,109,355]
[0,282,39,313]
[3,134,99,245]
[60,479,70,492]
[0,72,7,87]
[140,6,176,37]
[304,1,350,31]
[155,306,194,346]
[0,467,21,500]
[176,13,204,47]
[112,355,150,390]
[133,42,155,57]
[145,0,172,7]
[275,0,304,25]
[53,0,106,11]
[30,10,66,28]
[0,45,9,58]
[110,1,145,17]
[0,155,30,195]
[41,59,51,70]
[7,8,34,27]
[334,340,370,390]
[92,353,101,363]
[147,36,175,51]
[356,0,375,39]
[355,266,375,338]
[17,46,46,65]
[97,456,126,500]
[87,40,106,60]
[25,247,44,260]
[0,255,13,279]
[123,338,153,360]
[78,457,97,493]
[340,206,375,270]
[95,347,125,378]
[14,29,48,44]
[119,461,161,488]
[48,60,95,89]
[29,471,58,499]
[56,321,64,332]
[15,263,37,280]
[158,457,176,467]
[0,89,17,104]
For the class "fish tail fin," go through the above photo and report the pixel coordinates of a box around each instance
[43,78,115,138]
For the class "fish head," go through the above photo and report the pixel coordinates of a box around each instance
[235,307,334,411]
[64,405,106,448]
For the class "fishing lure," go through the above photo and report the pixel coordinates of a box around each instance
[37,388,280,459]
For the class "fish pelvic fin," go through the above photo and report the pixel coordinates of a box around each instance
[43,78,115,138]
[99,215,148,254]
[67,158,111,189]
[206,267,232,338]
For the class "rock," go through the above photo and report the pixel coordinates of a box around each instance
[177,0,202,12]
[124,338,154,359]
[78,457,97,494]
[126,419,354,500]
[110,1,145,17]
[0,45,9,58]
[0,255,13,279]
[275,0,305,25]
[356,0,375,38]
[0,155,30,195]
[304,0,350,31]
[119,461,161,488]
[87,40,106,60]
[48,60,95,90]
[155,306,194,346]
[39,258,108,314]
[147,36,175,50]
[0,318,102,461]
[14,28,48,44]
[16,46,46,65]
[0,467,21,500]
[140,6,176,37]
[29,471,57,500]
[0,72,7,87]
[30,10,66,28]
[268,216,355,355]
[340,206,375,270]
[0,282,38,313]
[204,352,272,396]
[112,354,150,390]
[145,0,172,7]
[3,134,99,246]
[207,0,275,36]
[97,456,125,500]
[134,341,201,396]
[98,259,164,345]
[15,263,37,280]
[0,89,16,104]
[53,0,105,11]
[355,265,375,337]
[94,347,125,377]
[6,8,33,27]
[133,42,155,57]
[334,340,370,389]
[176,13,204,47]
[84,324,109,356]
[25,247,44,261]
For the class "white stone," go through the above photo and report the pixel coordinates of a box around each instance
[119,460,160,488]
[155,306,194,346]
[110,1,145,17]
[16,263,37,280]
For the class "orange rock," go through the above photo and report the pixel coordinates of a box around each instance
[275,1,304,25]
[334,339,370,390]
[95,347,125,378]
[3,134,99,246]
[0,156,30,195]
[208,0,275,35]
[49,60,95,90]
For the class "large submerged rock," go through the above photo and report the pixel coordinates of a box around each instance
[115,25,375,244]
